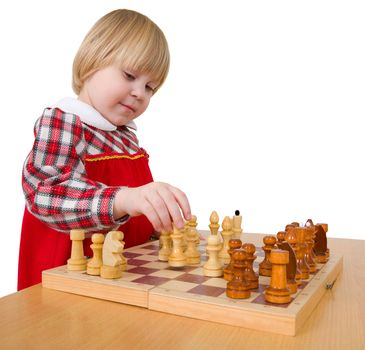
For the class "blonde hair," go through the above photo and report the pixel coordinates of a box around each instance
[72,9,170,95]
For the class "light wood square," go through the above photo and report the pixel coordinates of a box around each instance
[132,254,158,262]
[158,280,198,292]
[150,270,186,279]
[142,261,168,269]
[202,277,227,288]
[187,267,204,275]
[128,248,154,255]
[121,272,145,282]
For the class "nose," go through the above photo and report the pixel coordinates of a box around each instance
[130,83,145,99]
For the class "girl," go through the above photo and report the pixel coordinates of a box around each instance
[18,9,191,290]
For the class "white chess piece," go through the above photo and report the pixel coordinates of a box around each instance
[87,233,104,275]
[159,230,172,262]
[100,231,124,279]
[168,225,186,267]
[203,233,223,277]
[185,225,200,265]
[67,229,87,271]
[218,216,234,264]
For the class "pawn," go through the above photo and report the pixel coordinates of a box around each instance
[226,250,251,299]
[264,249,291,304]
[285,223,296,232]
[223,239,242,281]
[218,216,234,264]
[159,230,172,262]
[181,222,188,252]
[67,229,87,271]
[203,232,223,277]
[276,231,286,248]
[294,227,310,280]
[304,226,317,273]
[185,224,201,265]
[242,243,259,289]
[86,233,105,276]
[259,235,277,276]
[187,215,200,245]
[168,225,187,267]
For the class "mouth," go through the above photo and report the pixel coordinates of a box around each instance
[120,103,135,112]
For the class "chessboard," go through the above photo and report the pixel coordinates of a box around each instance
[42,232,343,336]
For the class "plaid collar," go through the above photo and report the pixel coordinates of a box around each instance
[52,97,137,131]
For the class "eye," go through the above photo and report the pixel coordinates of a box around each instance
[123,71,135,81]
[146,85,156,93]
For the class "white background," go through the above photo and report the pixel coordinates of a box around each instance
[0,0,364,297]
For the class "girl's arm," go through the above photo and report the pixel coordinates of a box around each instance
[22,108,127,232]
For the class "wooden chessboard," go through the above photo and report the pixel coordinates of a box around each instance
[42,234,343,336]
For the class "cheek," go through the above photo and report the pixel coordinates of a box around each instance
[143,97,152,109]
[138,100,150,115]
[99,85,121,105]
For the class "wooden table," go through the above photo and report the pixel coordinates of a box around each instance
[1,234,364,350]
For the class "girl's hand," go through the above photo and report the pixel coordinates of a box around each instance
[113,182,191,232]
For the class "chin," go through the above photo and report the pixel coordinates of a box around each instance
[115,118,133,127]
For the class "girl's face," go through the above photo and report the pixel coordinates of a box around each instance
[78,65,157,126]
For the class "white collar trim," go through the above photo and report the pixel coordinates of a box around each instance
[51,97,137,131]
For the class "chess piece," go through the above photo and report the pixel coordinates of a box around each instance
[159,230,172,262]
[294,227,310,280]
[67,229,87,271]
[276,231,286,248]
[279,241,298,294]
[232,210,243,238]
[223,239,242,281]
[86,233,105,275]
[285,226,302,286]
[314,223,329,263]
[305,219,314,227]
[226,250,251,299]
[203,231,223,277]
[185,224,201,265]
[259,235,276,276]
[118,231,127,271]
[187,215,200,245]
[181,221,188,252]
[242,243,259,289]
[264,249,291,304]
[277,230,296,292]
[100,231,124,279]
[304,226,317,273]
[285,223,296,232]
[218,216,234,264]
[319,223,330,259]
[209,211,220,235]
[168,225,187,267]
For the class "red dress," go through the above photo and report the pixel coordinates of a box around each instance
[18,149,154,290]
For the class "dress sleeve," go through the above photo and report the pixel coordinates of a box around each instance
[22,107,128,232]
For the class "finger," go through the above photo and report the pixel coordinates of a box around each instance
[145,191,173,232]
[168,186,192,222]
[157,185,190,229]
[140,199,163,232]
